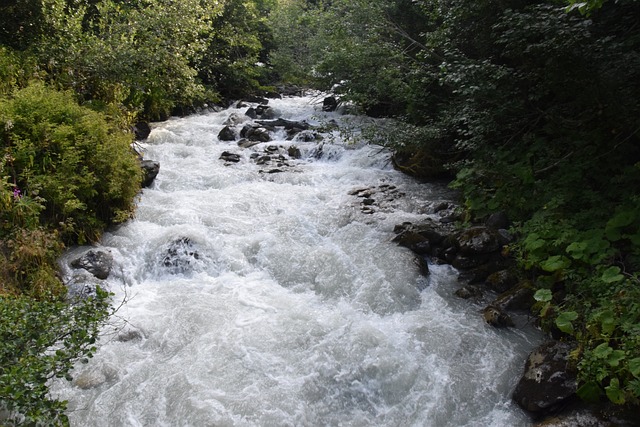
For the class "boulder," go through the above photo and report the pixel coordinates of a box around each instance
[161,237,200,274]
[248,127,272,142]
[322,96,339,112]
[513,340,578,414]
[455,226,503,255]
[141,160,160,187]
[485,269,519,293]
[483,305,514,327]
[255,105,277,119]
[245,107,258,119]
[71,249,113,280]
[133,121,151,140]
[455,285,483,299]
[218,126,236,141]
[486,211,510,230]
[288,146,302,159]
[492,281,535,312]
[220,151,241,163]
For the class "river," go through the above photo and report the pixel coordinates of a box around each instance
[53,94,542,426]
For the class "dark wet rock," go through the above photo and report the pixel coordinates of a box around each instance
[256,118,310,130]
[392,220,453,254]
[141,160,160,187]
[220,151,241,163]
[246,126,272,142]
[133,121,151,140]
[433,202,451,213]
[71,249,113,280]
[455,226,503,256]
[245,107,258,119]
[162,237,200,274]
[362,198,375,206]
[416,256,429,276]
[452,253,493,270]
[237,139,260,149]
[255,155,271,165]
[492,281,535,312]
[483,305,514,327]
[486,211,510,230]
[255,105,277,119]
[288,146,302,159]
[485,269,519,293]
[218,126,236,141]
[513,340,578,414]
[323,96,339,112]
[455,285,483,299]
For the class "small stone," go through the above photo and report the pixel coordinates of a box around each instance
[220,151,241,163]
[482,305,514,327]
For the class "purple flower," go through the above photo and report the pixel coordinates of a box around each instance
[12,187,21,199]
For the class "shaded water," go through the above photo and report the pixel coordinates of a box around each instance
[53,94,542,426]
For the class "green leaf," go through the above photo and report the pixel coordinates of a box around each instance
[593,343,613,359]
[629,358,640,378]
[533,288,552,302]
[599,310,617,335]
[540,255,570,272]
[577,381,601,402]
[566,241,588,260]
[605,378,626,404]
[556,311,578,334]
[601,266,624,284]
[607,350,625,367]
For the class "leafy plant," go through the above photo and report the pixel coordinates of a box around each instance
[0,288,112,425]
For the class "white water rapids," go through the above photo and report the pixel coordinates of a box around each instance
[53,94,542,426]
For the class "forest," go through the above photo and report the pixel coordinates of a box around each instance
[1,0,639,424]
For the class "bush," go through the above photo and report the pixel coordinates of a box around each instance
[0,288,112,426]
[0,82,142,244]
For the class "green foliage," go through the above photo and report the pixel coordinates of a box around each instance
[1,82,142,243]
[0,288,112,425]
[197,0,275,100]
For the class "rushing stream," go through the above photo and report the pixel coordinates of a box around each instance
[53,94,542,426]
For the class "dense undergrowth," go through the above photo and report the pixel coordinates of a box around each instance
[270,0,640,409]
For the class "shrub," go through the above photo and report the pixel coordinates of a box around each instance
[0,82,142,244]
[0,288,112,426]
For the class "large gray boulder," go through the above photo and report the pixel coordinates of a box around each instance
[513,341,578,414]
[70,249,113,280]
[218,125,236,141]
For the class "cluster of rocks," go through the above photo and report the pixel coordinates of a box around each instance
[348,184,406,215]
[216,97,339,173]
[389,209,595,422]
[391,210,532,328]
